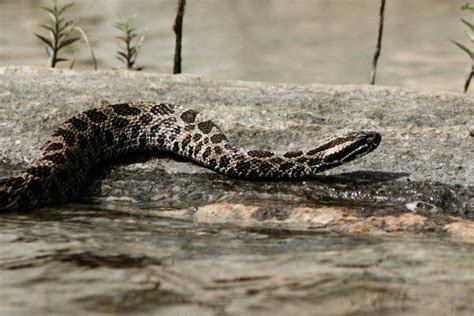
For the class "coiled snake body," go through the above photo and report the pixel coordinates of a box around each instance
[0,102,381,211]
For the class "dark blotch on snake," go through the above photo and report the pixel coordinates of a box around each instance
[269,157,284,164]
[44,142,64,152]
[214,146,223,155]
[208,159,217,169]
[182,135,192,148]
[194,142,202,155]
[256,162,273,175]
[130,125,141,139]
[158,117,177,128]
[248,150,274,158]
[85,109,108,123]
[291,166,305,177]
[296,157,308,164]
[308,158,322,166]
[180,110,199,123]
[235,161,251,173]
[210,134,227,144]
[283,151,303,158]
[202,147,212,160]
[198,121,216,134]
[68,117,89,132]
[151,104,174,116]
[279,162,294,172]
[155,135,166,147]
[111,103,141,116]
[246,169,259,178]
[150,123,161,135]
[139,113,153,124]
[219,156,230,168]
[172,142,179,152]
[112,117,129,128]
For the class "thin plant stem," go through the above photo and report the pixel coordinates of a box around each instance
[370,0,386,85]
[74,26,97,70]
[126,32,132,69]
[464,64,473,93]
[173,0,186,74]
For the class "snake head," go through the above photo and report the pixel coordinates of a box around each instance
[313,131,381,166]
[334,131,381,163]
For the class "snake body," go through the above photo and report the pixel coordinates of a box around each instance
[0,102,381,211]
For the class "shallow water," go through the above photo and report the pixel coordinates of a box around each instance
[1,206,473,315]
[0,0,472,92]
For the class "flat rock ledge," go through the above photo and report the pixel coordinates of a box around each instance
[0,66,473,315]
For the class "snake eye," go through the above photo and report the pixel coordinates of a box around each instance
[364,132,382,147]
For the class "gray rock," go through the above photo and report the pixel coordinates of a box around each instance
[0,66,473,315]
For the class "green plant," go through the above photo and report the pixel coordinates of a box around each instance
[35,0,80,68]
[452,3,474,92]
[115,16,146,70]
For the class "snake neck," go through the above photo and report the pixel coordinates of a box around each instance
[195,131,381,179]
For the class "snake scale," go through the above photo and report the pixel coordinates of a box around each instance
[0,102,381,211]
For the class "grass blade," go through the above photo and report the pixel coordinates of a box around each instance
[452,40,473,59]
[461,19,474,33]
[55,57,68,63]
[39,24,55,33]
[34,33,54,49]
[58,37,80,50]
[59,3,74,15]
[74,26,98,70]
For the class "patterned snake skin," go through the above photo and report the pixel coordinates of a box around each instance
[0,102,381,211]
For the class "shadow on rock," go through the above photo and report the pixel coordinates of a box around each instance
[311,170,410,185]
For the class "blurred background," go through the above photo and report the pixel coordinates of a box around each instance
[0,0,472,92]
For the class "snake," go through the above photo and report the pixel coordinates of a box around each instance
[0,102,381,211]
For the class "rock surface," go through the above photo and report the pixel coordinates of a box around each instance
[0,66,473,315]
